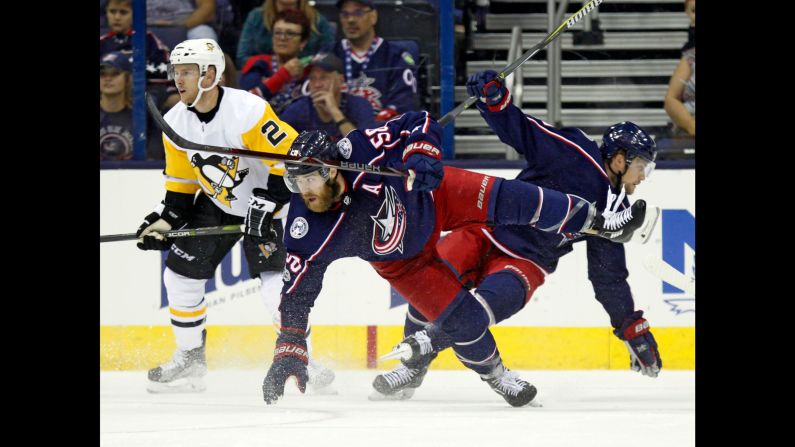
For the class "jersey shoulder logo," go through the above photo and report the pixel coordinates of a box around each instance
[370,185,407,255]
[290,217,309,239]
[338,138,352,159]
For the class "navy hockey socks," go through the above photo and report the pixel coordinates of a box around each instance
[475,271,528,324]
[491,179,593,234]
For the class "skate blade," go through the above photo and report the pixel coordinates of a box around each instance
[367,388,416,401]
[379,343,412,361]
[146,377,206,394]
[635,205,660,244]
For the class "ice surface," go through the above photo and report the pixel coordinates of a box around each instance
[100,369,695,447]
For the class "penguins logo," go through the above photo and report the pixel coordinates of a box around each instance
[191,154,249,207]
[370,186,407,255]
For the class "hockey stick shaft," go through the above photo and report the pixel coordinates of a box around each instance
[642,255,696,296]
[145,93,407,178]
[437,0,604,126]
[100,224,244,243]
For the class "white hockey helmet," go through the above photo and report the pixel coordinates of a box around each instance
[168,38,225,107]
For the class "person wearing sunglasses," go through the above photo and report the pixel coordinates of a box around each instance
[237,0,335,69]
[240,9,313,114]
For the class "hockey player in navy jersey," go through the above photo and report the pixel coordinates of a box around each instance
[371,70,664,401]
[333,0,419,121]
[261,109,652,407]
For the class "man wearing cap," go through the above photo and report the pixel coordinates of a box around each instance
[100,51,165,160]
[332,0,419,121]
[280,53,376,139]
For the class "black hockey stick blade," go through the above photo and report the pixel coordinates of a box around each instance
[100,224,245,243]
[145,93,407,178]
[438,0,604,126]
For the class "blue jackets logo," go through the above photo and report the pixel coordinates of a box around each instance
[370,186,407,255]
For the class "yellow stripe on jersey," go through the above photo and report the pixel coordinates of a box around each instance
[240,104,298,177]
[163,135,200,194]
[169,307,207,318]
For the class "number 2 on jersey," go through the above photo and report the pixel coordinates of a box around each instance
[261,120,288,146]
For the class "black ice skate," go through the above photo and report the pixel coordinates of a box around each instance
[482,367,538,407]
[370,353,436,401]
[146,344,207,393]
[588,199,656,243]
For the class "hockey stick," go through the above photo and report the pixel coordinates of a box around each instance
[145,93,407,178]
[438,0,604,126]
[100,224,244,243]
[642,255,695,295]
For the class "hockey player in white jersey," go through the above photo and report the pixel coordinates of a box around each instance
[135,38,334,393]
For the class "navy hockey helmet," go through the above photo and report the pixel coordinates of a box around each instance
[284,130,339,193]
[600,121,657,164]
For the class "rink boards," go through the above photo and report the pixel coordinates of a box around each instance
[100,168,695,370]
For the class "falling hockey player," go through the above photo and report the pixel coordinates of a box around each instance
[261,107,655,407]
[372,70,664,402]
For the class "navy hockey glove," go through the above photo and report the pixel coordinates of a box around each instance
[135,203,186,251]
[402,141,444,192]
[614,310,662,378]
[466,70,511,111]
[263,328,309,404]
[245,188,278,246]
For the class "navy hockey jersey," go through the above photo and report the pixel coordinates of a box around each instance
[475,101,636,327]
[333,37,418,115]
[99,30,171,81]
[279,111,440,330]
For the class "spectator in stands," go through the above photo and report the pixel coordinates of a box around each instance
[146,0,218,41]
[100,0,179,112]
[100,52,165,161]
[333,0,419,121]
[664,0,695,137]
[237,0,335,68]
[238,9,312,114]
[280,53,376,139]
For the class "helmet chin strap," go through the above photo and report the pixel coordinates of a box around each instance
[188,76,218,108]
[607,158,628,190]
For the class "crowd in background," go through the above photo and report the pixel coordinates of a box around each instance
[100,0,695,161]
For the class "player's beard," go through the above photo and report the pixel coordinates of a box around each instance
[302,176,342,212]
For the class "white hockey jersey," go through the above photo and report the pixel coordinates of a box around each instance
[161,87,298,217]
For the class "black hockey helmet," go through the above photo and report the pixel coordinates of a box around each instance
[600,121,657,176]
[284,130,339,193]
